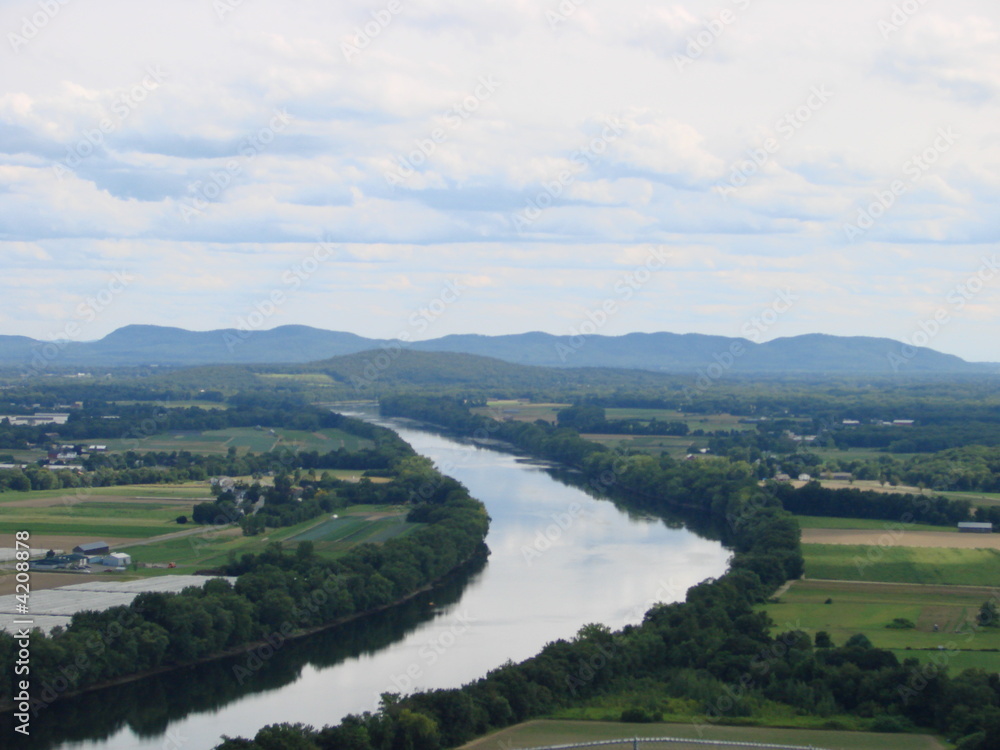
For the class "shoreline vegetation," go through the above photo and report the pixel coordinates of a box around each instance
[203,395,989,750]
[0,402,491,723]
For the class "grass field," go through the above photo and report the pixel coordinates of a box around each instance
[795,516,950,533]
[83,426,373,455]
[0,483,212,541]
[459,719,946,750]
[580,434,697,458]
[803,543,1000,586]
[120,506,421,571]
[765,580,1000,659]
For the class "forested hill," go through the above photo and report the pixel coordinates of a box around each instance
[1,325,994,374]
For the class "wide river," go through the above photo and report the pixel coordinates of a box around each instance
[22,417,730,750]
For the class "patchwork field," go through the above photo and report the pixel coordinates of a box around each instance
[803,543,1000,586]
[0,483,211,543]
[765,579,1000,674]
[79,426,373,455]
[459,719,946,750]
[115,505,421,571]
[795,516,949,533]
[802,528,1000,549]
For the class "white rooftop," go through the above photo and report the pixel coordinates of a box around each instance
[0,575,238,634]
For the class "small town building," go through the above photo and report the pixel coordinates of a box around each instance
[73,541,110,556]
[104,552,132,567]
[958,522,993,533]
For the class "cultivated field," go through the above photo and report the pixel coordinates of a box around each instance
[80,426,373,455]
[795,516,948,533]
[0,483,210,542]
[459,719,946,750]
[802,543,1000,586]
[117,505,420,571]
[766,579,1000,657]
[802,528,1000,549]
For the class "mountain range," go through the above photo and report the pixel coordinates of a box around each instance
[1,325,995,376]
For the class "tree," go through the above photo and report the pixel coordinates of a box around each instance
[978,600,999,627]
[814,631,833,648]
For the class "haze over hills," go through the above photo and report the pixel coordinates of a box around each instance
[0,324,994,375]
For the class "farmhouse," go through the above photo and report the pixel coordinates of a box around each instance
[958,522,993,534]
[73,541,111,556]
[104,552,132,568]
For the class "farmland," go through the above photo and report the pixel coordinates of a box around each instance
[458,719,946,750]
[765,579,1000,674]
[794,515,948,533]
[80,425,373,455]
[114,505,420,571]
[802,543,1000,586]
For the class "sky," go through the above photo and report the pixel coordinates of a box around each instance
[1,0,998,361]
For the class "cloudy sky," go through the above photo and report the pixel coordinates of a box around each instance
[1,0,998,361]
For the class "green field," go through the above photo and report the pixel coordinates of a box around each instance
[121,507,421,571]
[795,516,949,533]
[460,719,946,750]
[765,580,1000,660]
[580,434,698,458]
[0,483,212,540]
[85,426,373,455]
[803,543,1000,586]
[943,490,1000,508]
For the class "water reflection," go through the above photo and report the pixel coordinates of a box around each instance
[14,417,730,750]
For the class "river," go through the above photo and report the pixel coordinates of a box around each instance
[18,417,730,750]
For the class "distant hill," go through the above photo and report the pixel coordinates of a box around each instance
[0,324,994,375]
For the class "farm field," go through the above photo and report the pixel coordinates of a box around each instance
[765,580,1000,658]
[118,505,420,571]
[459,719,946,750]
[803,543,1000,586]
[0,483,211,542]
[580,434,696,457]
[795,516,949,533]
[802,528,1000,549]
[81,426,373,455]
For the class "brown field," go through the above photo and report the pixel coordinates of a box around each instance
[7,534,141,550]
[0,571,138,595]
[791,580,999,597]
[802,529,1000,549]
[2,494,194,508]
[790,479,928,495]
